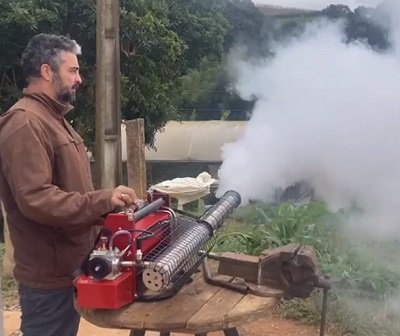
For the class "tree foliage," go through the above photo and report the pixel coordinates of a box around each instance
[0,0,392,146]
[321,4,390,50]
[0,0,228,148]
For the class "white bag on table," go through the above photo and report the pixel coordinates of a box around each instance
[149,172,217,209]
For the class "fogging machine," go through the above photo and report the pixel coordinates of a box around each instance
[73,190,241,309]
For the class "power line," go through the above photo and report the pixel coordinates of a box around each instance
[177,108,247,112]
[178,89,235,93]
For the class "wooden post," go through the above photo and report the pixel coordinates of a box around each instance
[94,0,122,189]
[125,119,147,198]
[1,202,14,276]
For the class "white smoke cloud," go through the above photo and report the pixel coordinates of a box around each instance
[217,1,400,238]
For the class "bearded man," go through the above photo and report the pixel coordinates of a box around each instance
[0,33,139,336]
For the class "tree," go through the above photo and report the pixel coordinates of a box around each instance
[119,0,228,146]
[167,0,229,72]
[321,4,390,51]
[0,0,228,148]
[222,0,274,57]
[172,0,272,122]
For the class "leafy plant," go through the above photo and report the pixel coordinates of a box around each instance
[218,200,400,335]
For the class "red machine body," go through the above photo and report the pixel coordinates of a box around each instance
[74,192,171,309]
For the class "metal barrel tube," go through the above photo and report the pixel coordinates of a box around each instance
[199,190,241,231]
[133,198,165,222]
[142,190,241,292]
[142,222,211,291]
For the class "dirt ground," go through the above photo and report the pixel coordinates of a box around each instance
[3,310,328,336]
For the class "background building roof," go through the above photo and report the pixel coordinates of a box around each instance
[121,120,247,162]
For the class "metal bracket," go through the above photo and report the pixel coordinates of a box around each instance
[201,244,332,336]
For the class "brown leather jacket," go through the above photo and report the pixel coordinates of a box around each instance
[0,89,114,289]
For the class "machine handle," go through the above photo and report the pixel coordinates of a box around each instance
[133,197,165,222]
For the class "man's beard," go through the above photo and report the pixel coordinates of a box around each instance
[53,74,79,104]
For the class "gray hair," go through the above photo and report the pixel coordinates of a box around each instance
[21,33,82,83]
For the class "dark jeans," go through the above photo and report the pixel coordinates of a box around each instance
[19,284,80,336]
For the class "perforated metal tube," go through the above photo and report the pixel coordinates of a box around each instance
[142,190,241,292]
[199,190,242,231]
[142,222,210,291]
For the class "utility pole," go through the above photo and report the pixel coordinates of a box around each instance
[94,0,122,190]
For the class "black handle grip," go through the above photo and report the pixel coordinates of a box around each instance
[133,198,165,222]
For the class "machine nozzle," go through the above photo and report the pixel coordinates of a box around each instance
[199,190,241,231]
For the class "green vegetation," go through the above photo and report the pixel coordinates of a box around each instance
[0,243,18,309]
[0,1,391,148]
[215,201,400,335]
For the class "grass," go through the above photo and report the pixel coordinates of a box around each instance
[214,200,400,336]
[0,243,18,310]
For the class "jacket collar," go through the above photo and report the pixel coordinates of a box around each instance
[22,88,74,119]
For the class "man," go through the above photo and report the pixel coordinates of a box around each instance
[0,33,139,336]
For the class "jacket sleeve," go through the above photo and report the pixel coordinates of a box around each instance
[0,114,115,228]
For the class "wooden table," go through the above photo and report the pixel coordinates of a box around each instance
[75,263,279,336]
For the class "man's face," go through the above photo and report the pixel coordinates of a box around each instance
[52,51,82,103]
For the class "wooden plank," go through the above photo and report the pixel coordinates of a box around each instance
[216,252,259,282]
[185,288,245,333]
[78,301,159,330]
[126,118,147,198]
[108,301,159,329]
[141,274,222,332]
[223,295,278,325]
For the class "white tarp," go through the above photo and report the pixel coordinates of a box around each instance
[121,120,246,162]
[150,172,217,209]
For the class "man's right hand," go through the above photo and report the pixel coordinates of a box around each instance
[111,185,140,208]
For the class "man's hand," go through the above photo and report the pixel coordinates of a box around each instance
[111,185,140,208]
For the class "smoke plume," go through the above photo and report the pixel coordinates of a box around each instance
[217,1,400,238]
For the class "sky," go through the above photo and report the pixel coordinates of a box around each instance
[253,0,382,10]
